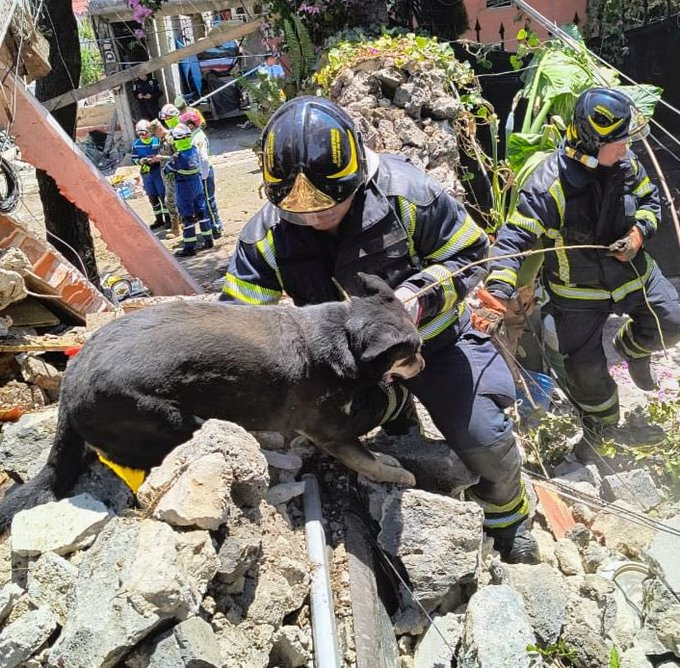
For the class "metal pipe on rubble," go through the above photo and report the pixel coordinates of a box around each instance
[302,474,341,668]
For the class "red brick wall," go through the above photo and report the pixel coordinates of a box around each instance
[462,0,588,45]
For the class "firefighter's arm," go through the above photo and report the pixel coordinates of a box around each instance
[629,155,661,242]
[484,190,552,300]
[395,193,488,324]
[220,230,283,305]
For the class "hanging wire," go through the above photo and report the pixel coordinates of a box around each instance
[0,157,20,212]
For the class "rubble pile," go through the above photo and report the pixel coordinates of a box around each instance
[324,43,473,198]
[0,406,678,667]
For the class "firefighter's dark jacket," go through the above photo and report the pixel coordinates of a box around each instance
[486,145,661,309]
[221,154,488,343]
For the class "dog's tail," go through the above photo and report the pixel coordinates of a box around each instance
[0,416,86,532]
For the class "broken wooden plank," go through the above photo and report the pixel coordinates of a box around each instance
[534,482,576,539]
[0,77,203,298]
[44,17,265,112]
[0,334,87,353]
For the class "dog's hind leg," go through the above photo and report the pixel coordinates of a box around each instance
[0,416,87,531]
[303,432,416,486]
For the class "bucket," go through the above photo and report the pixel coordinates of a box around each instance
[516,370,555,416]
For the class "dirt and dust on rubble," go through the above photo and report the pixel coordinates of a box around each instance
[0,41,679,668]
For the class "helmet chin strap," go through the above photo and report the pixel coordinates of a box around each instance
[564,145,599,169]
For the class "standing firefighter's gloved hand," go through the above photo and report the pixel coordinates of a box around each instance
[471,288,508,334]
[394,286,422,325]
[609,226,643,262]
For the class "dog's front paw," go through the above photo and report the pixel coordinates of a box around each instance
[369,452,416,487]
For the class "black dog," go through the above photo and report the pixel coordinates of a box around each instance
[0,274,423,529]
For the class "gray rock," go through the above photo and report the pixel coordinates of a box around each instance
[270,625,311,668]
[620,646,654,668]
[378,489,483,612]
[506,563,569,644]
[395,117,428,147]
[138,420,269,529]
[602,469,663,511]
[266,481,306,507]
[152,617,224,667]
[427,96,461,120]
[0,607,57,667]
[553,460,602,487]
[48,518,218,668]
[655,604,680,656]
[369,433,478,496]
[393,82,415,108]
[554,539,584,576]
[414,612,463,668]
[11,493,110,557]
[27,551,78,625]
[592,502,655,558]
[646,514,680,599]
[216,523,262,583]
[458,585,539,667]
[582,543,610,573]
[71,459,135,516]
[0,582,23,625]
[0,406,58,481]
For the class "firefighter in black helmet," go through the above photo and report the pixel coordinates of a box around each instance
[220,96,540,564]
[485,87,680,461]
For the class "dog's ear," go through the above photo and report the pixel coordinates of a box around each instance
[352,273,396,301]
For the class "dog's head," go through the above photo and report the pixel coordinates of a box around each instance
[345,273,425,383]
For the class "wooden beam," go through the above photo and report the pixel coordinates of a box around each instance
[44,17,265,112]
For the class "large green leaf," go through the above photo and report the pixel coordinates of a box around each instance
[614,84,663,118]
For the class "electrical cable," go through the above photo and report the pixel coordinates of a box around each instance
[0,156,20,212]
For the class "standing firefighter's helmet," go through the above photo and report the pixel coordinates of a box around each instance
[566,87,649,156]
[260,96,366,214]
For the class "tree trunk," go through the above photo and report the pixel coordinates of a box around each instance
[33,0,98,284]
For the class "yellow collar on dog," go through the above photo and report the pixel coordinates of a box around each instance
[97,453,146,493]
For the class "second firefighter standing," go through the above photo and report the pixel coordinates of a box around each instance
[163,123,214,257]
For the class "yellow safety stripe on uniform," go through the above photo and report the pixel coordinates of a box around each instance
[482,503,530,529]
[397,196,418,260]
[575,390,619,415]
[486,267,517,289]
[507,211,545,237]
[425,215,484,262]
[222,273,282,305]
[611,254,653,302]
[378,384,409,425]
[616,335,650,360]
[421,264,458,311]
[255,229,283,287]
[554,234,570,284]
[635,208,658,230]
[177,168,200,175]
[621,319,651,355]
[548,180,565,225]
[631,158,639,175]
[470,481,527,513]
[418,302,465,340]
[632,176,653,197]
[97,454,146,493]
[548,282,612,301]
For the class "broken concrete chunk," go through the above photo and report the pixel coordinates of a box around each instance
[11,492,110,557]
[602,469,663,512]
[0,607,57,668]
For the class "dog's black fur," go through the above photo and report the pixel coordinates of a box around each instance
[0,274,423,530]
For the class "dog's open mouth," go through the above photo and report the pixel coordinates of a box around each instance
[383,353,425,384]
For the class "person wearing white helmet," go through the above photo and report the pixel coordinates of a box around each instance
[159,103,181,129]
[163,123,214,257]
[131,119,170,230]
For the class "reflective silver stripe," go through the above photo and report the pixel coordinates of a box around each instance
[255,229,283,287]
[548,282,611,301]
[575,389,619,415]
[487,267,517,289]
[635,208,658,230]
[418,303,464,340]
[548,180,565,225]
[378,385,398,425]
[398,196,417,260]
[222,273,282,305]
[611,255,653,302]
[425,215,484,261]
[508,211,545,236]
[554,234,570,283]
[421,264,458,310]
[632,176,653,197]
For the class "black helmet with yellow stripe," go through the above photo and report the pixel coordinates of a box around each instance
[566,87,649,157]
[261,96,365,215]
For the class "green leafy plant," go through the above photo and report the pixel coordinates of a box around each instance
[520,411,580,472]
[78,19,104,86]
[527,639,578,666]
